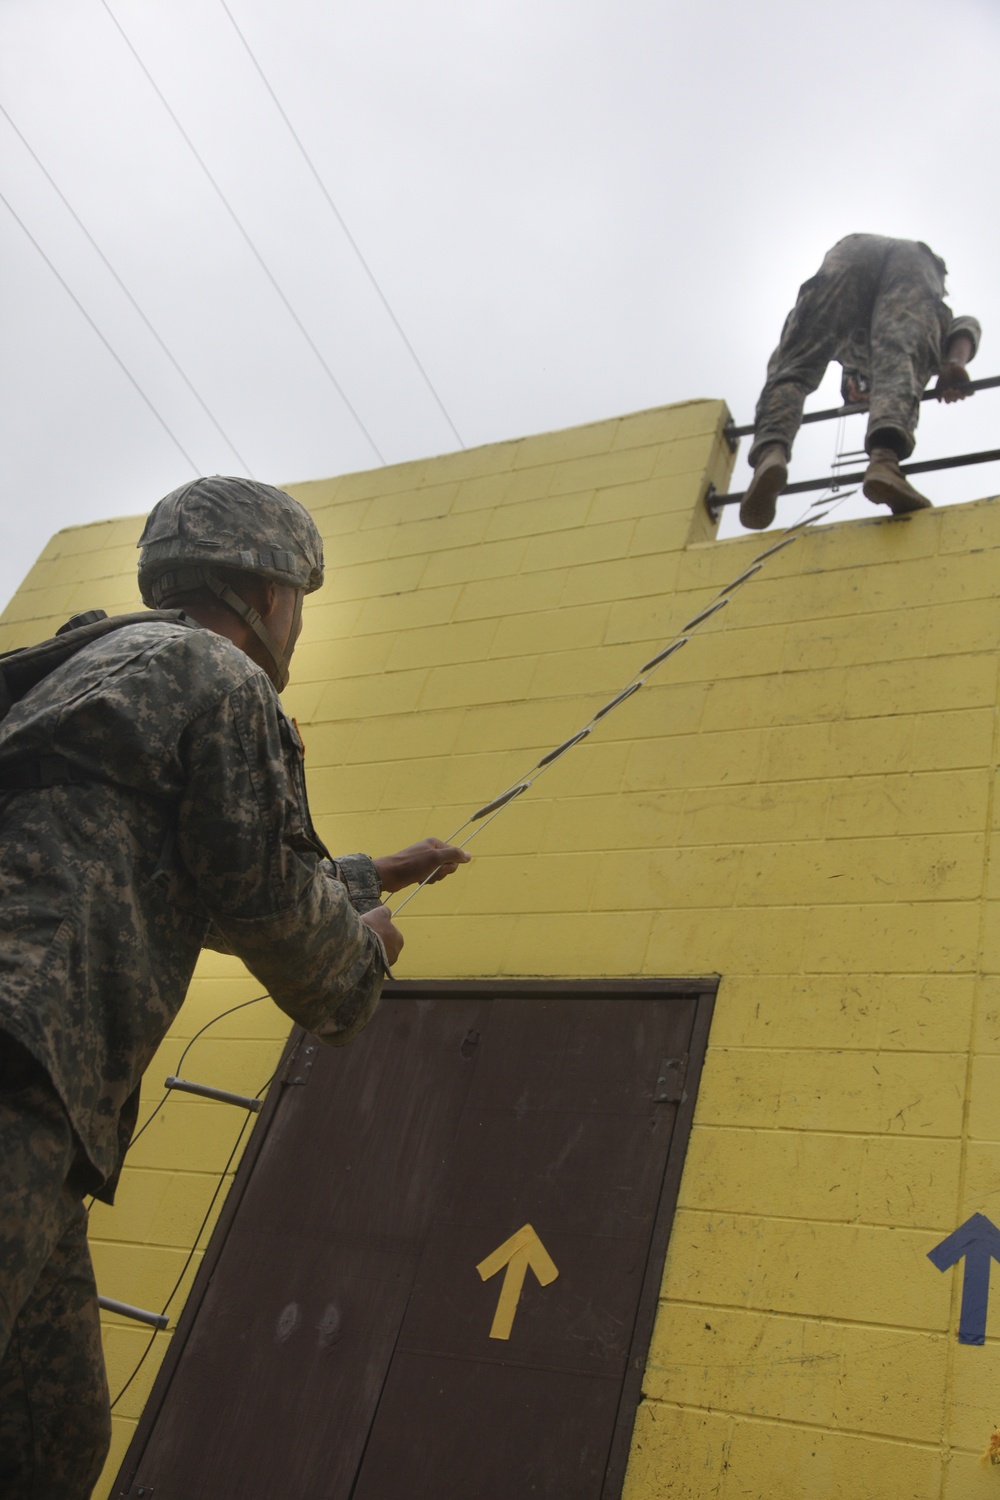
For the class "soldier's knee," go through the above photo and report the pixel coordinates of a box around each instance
[78,1394,114,1498]
[29,1390,112,1500]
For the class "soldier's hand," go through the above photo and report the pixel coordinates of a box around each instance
[361,905,404,967]
[935,362,973,403]
[373,838,471,893]
[843,374,870,406]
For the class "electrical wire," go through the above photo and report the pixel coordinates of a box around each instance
[124,993,269,1157]
[0,103,254,476]
[85,993,271,1229]
[98,0,387,466]
[109,1065,275,1410]
[0,188,199,472]
[217,0,465,451]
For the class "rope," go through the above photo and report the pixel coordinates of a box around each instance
[391,490,853,916]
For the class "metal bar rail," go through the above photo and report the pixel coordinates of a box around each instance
[724,373,1000,443]
[164,1074,264,1111]
[707,446,1000,517]
[98,1296,170,1330]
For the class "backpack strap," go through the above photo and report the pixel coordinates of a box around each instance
[0,755,92,791]
[0,610,194,716]
[0,611,200,794]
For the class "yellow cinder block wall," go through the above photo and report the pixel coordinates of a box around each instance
[3,397,1000,1500]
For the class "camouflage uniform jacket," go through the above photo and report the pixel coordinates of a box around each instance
[0,617,386,1198]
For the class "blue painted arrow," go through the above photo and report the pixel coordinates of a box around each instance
[928,1213,1000,1345]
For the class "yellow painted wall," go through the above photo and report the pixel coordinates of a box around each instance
[3,398,999,1499]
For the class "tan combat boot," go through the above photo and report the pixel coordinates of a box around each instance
[739,444,788,530]
[863,447,932,514]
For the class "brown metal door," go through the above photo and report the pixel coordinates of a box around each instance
[115,980,714,1500]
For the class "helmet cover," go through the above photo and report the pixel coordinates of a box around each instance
[137,475,324,607]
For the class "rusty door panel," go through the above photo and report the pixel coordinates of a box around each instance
[393,1218,653,1373]
[237,994,491,1243]
[122,994,491,1500]
[469,996,686,1114]
[435,1106,676,1238]
[115,983,713,1500]
[140,1235,413,1499]
[347,994,695,1497]
[351,1358,622,1500]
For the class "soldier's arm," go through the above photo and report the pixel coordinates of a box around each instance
[324,852,383,913]
[372,839,471,892]
[329,842,470,910]
[200,855,381,949]
[176,674,389,1045]
[936,317,981,403]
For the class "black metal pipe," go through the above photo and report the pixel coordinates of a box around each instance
[709,447,1000,509]
[726,373,1000,440]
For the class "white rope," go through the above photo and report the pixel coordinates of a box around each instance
[391,488,855,916]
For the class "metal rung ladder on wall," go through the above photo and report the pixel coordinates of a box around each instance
[706,373,1000,521]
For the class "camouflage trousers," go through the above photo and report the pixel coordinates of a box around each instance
[750,235,953,466]
[0,1035,111,1500]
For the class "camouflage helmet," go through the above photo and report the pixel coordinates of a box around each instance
[137,475,324,603]
[137,476,324,691]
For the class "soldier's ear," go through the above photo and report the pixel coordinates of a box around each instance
[257,581,280,624]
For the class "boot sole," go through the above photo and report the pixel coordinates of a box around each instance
[863,474,932,514]
[739,463,788,530]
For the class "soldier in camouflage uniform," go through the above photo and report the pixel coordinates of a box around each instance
[741,234,981,529]
[0,476,468,1499]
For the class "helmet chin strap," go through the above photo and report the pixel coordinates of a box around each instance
[203,575,300,692]
[151,566,302,690]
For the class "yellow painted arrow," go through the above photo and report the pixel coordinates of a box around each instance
[476,1223,559,1340]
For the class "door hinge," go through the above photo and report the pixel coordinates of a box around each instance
[282,1036,318,1087]
[654,1055,688,1103]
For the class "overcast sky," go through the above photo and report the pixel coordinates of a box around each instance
[2,0,998,614]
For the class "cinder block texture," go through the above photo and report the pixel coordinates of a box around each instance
[4,404,1000,1500]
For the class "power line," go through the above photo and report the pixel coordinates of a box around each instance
[0,188,200,471]
[98,0,387,466]
[217,0,466,451]
[0,103,255,476]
